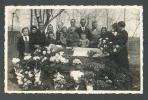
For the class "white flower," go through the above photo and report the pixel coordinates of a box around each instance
[24,55,32,60]
[59,51,64,56]
[86,85,93,91]
[113,48,117,52]
[105,76,109,79]
[23,78,27,82]
[104,45,107,48]
[109,42,113,44]
[41,57,47,62]
[28,72,33,77]
[26,80,32,84]
[99,38,102,41]
[105,37,109,40]
[103,40,106,43]
[73,59,82,64]
[47,50,51,54]
[53,72,64,81]
[42,51,47,55]
[50,56,56,62]
[17,79,23,85]
[25,71,29,74]
[33,56,40,60]
[56,45,62,48]
[34,70,41,83]
[70,71,84,82]
[12,58,20,64]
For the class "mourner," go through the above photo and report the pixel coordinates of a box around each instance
[76,18,92,41]
[90,21,100,48]
[113,21,129,72]
[17,27,31,59]
[66,27,80,47]
[58,26,67,46]
[68,19,77,32]
[32,23,46,48]
[30,25,38,53]
[45,24,56,46]
[56,22,64,42]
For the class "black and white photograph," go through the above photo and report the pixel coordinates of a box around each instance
[4,6,143,94]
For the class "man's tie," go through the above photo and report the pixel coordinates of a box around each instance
[25,36,28,41]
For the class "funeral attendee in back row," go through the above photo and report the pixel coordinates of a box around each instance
[68,19,77,32]
[33,23,46,48]
[57,26,67,46]
[66,27,80,47]
[99,27,115,42]
[44,24,56,46]
[112,23,118,36]
[17,27,31,59]
[90,21,100,48]
[29,25,38,53]
[76,18,92,41]
[113,21,129,72]
[56,22,64,42]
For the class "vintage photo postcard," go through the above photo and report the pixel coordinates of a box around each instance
[4,5,143,94]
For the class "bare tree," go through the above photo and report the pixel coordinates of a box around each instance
[32,9,65,30]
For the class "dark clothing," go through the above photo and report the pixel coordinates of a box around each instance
[44,33,56,46]
[111,30,129,72]
[100,31,115,42]
[59,32,67,46]
[66,32,80,47]
[30,29,46,52]
[17,36,31,59]
[56,30,62,42]
[75,27,92,41]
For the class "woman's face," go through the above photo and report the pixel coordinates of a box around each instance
[23,29,29,36]
[32,28,37,33]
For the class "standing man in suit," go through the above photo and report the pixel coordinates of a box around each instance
[17,27,31,59]
[76,18,92,41]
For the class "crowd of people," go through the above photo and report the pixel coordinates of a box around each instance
[17,18,129,72]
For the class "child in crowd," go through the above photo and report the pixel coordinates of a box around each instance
[17,27,31,59]
[79,33,89,47]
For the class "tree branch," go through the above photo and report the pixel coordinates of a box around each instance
[44,9,65,28]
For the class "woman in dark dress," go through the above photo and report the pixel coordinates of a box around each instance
[113,21,129,72]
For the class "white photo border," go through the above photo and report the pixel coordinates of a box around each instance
[4,5,143,94]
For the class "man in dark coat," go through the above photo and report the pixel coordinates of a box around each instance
[113,21,129,72]
[17,27,31,59]
[31,23,46,49]
[75,18,92,41]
